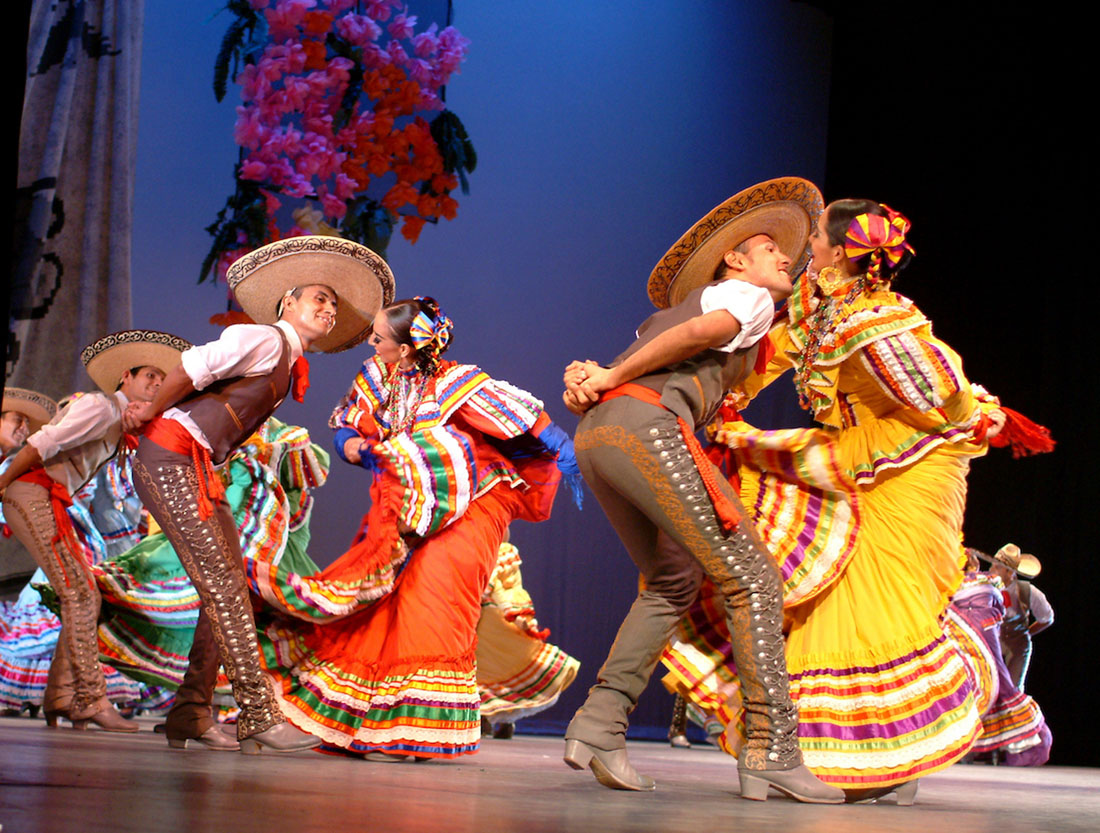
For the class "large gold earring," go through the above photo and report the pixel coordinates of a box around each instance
[816,265,844,293]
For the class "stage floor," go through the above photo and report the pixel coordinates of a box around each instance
[1,715,1095,833]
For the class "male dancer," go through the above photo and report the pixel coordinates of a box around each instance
[0,331,188,730]
[561,178,843,802]
[122,236,393,754]
[980,544,1053,690]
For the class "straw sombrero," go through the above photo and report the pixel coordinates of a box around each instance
[81,330,193,394]
[976,543,1042,579]
[226,236,396,353]
[648,177,824,309]
[1,387,58,432]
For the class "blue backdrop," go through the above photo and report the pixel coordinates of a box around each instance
[131,0,833,736]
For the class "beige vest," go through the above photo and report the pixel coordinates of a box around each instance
[42,393,124,495]
[175,327,293,464]
[613,283,761,430]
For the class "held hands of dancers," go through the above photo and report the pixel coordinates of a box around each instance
[122,364,198,432]
[562,360,614,416]
[122,400,155,432]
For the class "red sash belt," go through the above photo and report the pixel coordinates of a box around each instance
[16,467,82,588]
[601,383,741,531]
[142,417,226,520]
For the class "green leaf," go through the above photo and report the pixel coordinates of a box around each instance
[213,19,247,102]
[430,109,477,194]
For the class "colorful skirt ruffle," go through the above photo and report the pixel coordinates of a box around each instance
[663,420,986,787]
[0,570,167,711]
[258,483,530,758]
[475,606,579,723]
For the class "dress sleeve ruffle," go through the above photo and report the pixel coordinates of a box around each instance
[716,420,859,607]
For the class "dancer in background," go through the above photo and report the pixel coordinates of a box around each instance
[1,451,162,718]
[978,544,1053,690]
[0,388,59,717]
[476,534,579,737]
[0,330,188,732]
[948,548,1051,766]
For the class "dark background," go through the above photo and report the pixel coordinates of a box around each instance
[7,2,1092,765]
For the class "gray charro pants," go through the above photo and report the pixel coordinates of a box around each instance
[566,396,801,771]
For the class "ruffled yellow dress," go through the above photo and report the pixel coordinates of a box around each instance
[662,272,996,787]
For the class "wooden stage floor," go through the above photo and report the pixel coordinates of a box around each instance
[1,715,1096,833]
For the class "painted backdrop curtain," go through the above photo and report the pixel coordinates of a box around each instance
[4,0,143,583]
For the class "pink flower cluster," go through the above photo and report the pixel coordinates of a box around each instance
[232,0,470,223]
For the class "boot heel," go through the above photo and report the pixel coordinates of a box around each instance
[563,739,594,770]
[167,738,188,749]
[895,780,919,806]
[44,710,63,728]
[738,770,771,801]
[239,738,262,755]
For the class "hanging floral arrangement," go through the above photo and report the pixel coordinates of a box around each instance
[200,0,476,287]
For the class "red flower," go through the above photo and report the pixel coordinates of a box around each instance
[302,11,333,36]
[400,214,425,243]
[299,38,325,70]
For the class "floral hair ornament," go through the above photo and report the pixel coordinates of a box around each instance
[842,205,915,281]
[409,296,454,354]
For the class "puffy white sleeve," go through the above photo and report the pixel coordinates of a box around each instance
[180,325,284,391]
[699,281,776,352]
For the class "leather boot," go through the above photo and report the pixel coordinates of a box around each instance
[699,521,843,803]
[163,609,221,745]
[72,707,140,733]
[239,722,322,755]
[668,694,692,748]
[167,725,241,751]
[563,738,655,791]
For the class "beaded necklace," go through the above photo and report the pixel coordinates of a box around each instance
[380,362,432,437]
[792,270,867,411]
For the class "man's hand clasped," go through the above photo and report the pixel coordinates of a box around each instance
[122,401,156,433]
[562,359,612,416]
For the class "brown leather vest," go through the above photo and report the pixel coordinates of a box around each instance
[612,283,762,430]
[175,327,292,464]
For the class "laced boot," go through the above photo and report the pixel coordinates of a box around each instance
[700,522,844,804]
[668,694,692,749]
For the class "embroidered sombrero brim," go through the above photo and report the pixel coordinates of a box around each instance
[227,236,396,353]
[81,330,193,394]
[1,387,58,432]
[648,177,824,309]
[976,544,1043,579]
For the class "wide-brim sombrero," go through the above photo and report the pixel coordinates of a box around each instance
[227,236,396,353]
[976,543,1042,579]
[647,177,824,309]
[1,387,58,432]
[81,330,193,394]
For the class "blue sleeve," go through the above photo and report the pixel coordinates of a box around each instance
[333,427,361,466]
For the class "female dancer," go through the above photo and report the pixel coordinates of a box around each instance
[948,548,1051,766]
[664,200,1020,800]
[251,296,576,759]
